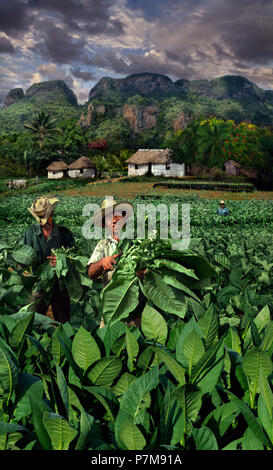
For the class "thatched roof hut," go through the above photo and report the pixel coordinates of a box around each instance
[68,156,95,169]
[46,161,68,171]
[126,148,173,165]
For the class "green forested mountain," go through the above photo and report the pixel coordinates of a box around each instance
[1,73,273,140]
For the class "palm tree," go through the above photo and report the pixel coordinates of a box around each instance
[24,111,63,149]
[196,118,231,166]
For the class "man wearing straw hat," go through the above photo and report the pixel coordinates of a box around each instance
[23,196,75,323]
[87,198,134,286]
[87,197,146,327]
[217,200,229,216]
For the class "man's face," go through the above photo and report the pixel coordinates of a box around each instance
[104,211,124,235]
[220,204,225,209]
[42,213,54,227]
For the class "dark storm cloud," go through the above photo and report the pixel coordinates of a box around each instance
[0,36,15,53]
[85,48,195,80]
[32,20,87,64]
[0,1,33,36]
[70,67,96,81]
[221,17,273,64]
[29,0,125,36]
[199,1,273,65]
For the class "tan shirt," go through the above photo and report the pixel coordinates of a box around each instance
[87,234,118,286]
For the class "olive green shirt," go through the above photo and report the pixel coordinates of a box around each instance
[87,235,118,286]
[23,222,75,268]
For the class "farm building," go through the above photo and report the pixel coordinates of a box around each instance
[46,161,68,179]
[126,149,185,177]
[68,156,96,178]
[224,159,241,176]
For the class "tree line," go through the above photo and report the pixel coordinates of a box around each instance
[0,112,273,188]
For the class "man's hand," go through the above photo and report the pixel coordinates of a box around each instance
[88,252,122,280]
[47,255,57,267]
[101,252,122,271]
[136,268,147,279]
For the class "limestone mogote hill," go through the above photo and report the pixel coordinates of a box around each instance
[1,72,273,137]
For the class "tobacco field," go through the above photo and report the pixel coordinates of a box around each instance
[0,193,273,450]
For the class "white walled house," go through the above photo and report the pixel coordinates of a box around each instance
[46,161,68,179]
[126,149,185,178]
[68,156,96,178]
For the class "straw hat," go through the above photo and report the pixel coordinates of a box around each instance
[220,200,225,205]
[28,196,59,225]
[93,198,134,227]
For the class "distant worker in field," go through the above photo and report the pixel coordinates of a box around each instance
[23,196,75,323]
[217,200,229,216]
[87,198,146,327]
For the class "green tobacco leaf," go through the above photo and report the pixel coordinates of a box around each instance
[12,245,37,266]
[261,322,273,352]
[226,327,241,354]
[9,312,35,349]
[197,306,218,349]
[43,412,77,450]
[142,271,186,317]
[51,325,63,365]
[14,373,43,421]
[113,373,137,399]
[161,268,200,302]
[191,337,226,394]
[56,364,69,419]
[102,276,139,325]
[171,384,202,423]
[241,427,264,450]
[84,386,119,423]
[125,326,139,372]
[243,348,273,407]
[75,409,95,450]
[171,384,202,441]
[64,268,83,302]
[30,396,52,450]
[119,366,159,418]
[87,357,122,387]
[101,322,126,356]
[153,259,199,279]
[0,346,19,404]
[182,329,205,377]
[192,426,218,450]
[120,418,146,450]
[137,346,155,370]
[259,367,273,420]
[152,347,186,386]
[258,395,273,444]
[141,304,168,345]
[227,392,272,449]
[203,401,240,439]
[72,326,101,373]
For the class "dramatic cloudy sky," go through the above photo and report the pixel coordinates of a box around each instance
[0,0,273,106]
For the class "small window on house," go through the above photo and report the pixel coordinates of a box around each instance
[166,163,170,170]
[135,164,138,169]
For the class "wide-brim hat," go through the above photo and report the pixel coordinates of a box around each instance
[220,200,225,205]
[93,197,134,227]
[28,196,59,225]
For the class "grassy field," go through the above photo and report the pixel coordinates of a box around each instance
[1,176,273,201]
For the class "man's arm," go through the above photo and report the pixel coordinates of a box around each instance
[87,253,122,280]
